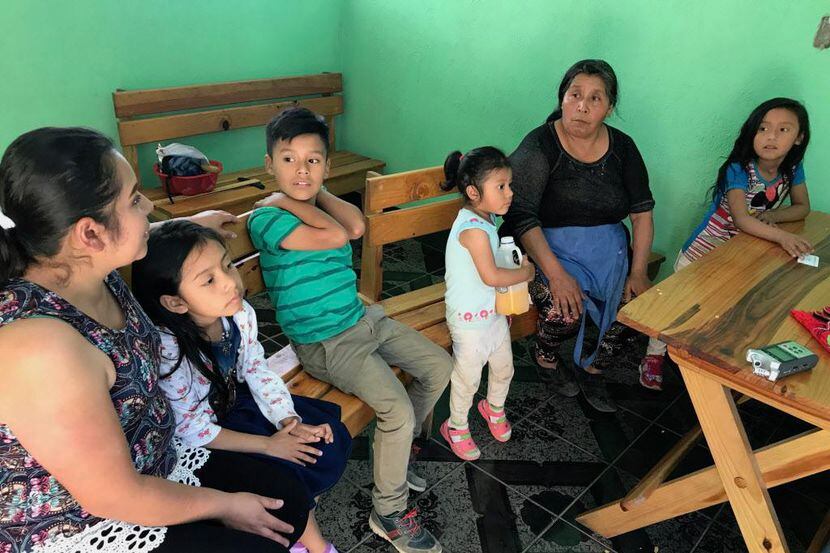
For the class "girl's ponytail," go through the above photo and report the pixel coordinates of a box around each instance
[441,150,463,192]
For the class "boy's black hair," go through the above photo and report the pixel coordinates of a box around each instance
[709,97,810,203]
[440,146,511,201]
[132,220,236,417]
[265,107,330,157]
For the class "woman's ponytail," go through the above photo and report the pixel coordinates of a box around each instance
[441,150,463,192]
[0,228,30,284]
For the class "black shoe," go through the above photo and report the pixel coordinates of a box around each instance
[577,373,617,413]
[534,353,580,397]
[369,508,443,552]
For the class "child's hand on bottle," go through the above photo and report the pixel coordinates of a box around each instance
[263,419,322,465]
[289,421,334,444]
[777,231,813,258]
[521,257,536,282]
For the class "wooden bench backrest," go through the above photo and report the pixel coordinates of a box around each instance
[359,166,461,301]
[222,211,265,298]
[113,73,344,185]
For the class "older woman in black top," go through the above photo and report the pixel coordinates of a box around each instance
[503,59,655,412]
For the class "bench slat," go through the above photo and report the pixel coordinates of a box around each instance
[379,282,446,317]
[392,301,446,331]
[119,96,343,146]
[113,73,343,118]
[365,166,449,212]
[286,371,333,398]
[226,212,255,261]
[420,322,452,350]
[328,157,388,180]
[236,254,265,297]
[366,197,463,247]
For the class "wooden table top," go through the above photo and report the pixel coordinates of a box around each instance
[619,211,830,429]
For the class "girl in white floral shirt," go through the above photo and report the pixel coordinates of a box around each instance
[133,220,350,553]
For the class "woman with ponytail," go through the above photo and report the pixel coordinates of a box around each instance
[0,127,310,553]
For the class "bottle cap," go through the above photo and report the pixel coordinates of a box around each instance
[500,236,515,245]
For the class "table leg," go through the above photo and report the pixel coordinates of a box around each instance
[680,362,789,553]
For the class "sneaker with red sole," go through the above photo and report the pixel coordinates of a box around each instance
[639,354,665,391]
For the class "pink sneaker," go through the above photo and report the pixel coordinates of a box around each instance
[639,354,664,391]
[477,399,512,442]
[439,420,481,460]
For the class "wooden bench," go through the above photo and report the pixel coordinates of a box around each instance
[113,73,385,220]
[357,166,668,345]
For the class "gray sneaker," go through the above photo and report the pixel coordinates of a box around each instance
[369,508,442,553]
[407,466,427,492]
[407,442,427,492]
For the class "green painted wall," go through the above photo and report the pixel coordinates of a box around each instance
[339,0,830,277]
[0,0,343,185]
[3,1,828,277]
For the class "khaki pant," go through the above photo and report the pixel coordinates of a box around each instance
[293,304,452,515]
[448,316,514,427]
[645,251,694,356]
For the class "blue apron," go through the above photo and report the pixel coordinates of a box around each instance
[540,224,628,369]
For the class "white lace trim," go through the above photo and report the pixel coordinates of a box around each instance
[33,440,210,553]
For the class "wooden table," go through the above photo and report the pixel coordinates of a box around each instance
[577,212,830,553]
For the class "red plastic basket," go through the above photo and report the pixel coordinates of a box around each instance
[153,160,223,197]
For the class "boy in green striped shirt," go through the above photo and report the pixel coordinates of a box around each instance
[249,108,451,553]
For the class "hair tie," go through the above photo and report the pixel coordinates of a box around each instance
[0,208,15,230]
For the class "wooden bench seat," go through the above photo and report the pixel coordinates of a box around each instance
[113,73,385,220]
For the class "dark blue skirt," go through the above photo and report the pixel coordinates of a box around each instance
[219,382,352,501]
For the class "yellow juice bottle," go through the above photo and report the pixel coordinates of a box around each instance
[495,237,529,315]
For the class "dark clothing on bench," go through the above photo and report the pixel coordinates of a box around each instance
[219,382,352,502]
[158,449,309,553]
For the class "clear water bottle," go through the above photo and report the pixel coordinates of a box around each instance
[495,237,529,315]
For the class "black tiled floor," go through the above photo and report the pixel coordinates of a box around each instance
[249,234,830,552]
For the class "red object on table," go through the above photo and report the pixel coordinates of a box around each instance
[790,306,830,354]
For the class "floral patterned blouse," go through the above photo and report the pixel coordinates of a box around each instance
[0,272,177,552]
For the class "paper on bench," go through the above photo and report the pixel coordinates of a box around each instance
[267,344,301,377]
